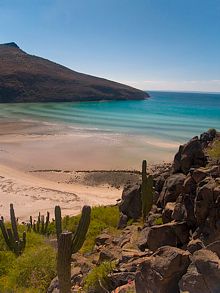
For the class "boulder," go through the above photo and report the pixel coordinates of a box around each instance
[200,129,216,146]
[180,249,220,293]
[135,246,190,293]
[195,178,217,227]
[187,239,204,254]
[206,241,220,258]
[98,249,116,263]
[95,233,111,246]
[138,222,189,252]
[183,174,197,195]
[172,196,186,222]
[179,263,209,293]
[173,136,207,174]
[162,202,175,223]
[117,213,128,229]
[158,173,186,207]
[119,184,142,220]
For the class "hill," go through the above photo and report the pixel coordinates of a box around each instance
[0,42,149,103]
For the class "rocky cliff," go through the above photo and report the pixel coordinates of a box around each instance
[0,42,149,103]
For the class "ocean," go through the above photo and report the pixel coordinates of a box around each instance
[0,91,220,166]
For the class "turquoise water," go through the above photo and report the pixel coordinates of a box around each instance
[0,91,220,144]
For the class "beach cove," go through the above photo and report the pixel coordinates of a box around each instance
[0,91,220,220]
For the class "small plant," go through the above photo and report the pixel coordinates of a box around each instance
[56,205,91,293]
[141,160,154,221]
[0,204,26,256]
[83,261,116,292]
[208,140,220,160]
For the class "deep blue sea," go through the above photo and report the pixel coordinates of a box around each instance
[1,91,220,144]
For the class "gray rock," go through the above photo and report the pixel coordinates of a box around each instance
[158,173,186,207]
[119,184,142,220]
[135,246,190,293]
[138,222,189,252]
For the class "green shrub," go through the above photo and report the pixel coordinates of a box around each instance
[208,140,220,160]
[63,205,119,253]
[83,261,115,292]
[6,246,56,292]
[0,229,56,292]
[154,217,163,225]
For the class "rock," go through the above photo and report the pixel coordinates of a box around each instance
[172,196,186,222]
[98,249,116,263]
[162,202,175,223]
[119,184,142,220]
[146,213,162,226]
[183,174,197,195]
[118,213,128,229]
[179,263,209,293]
[200,129,216,146]
[195,178,217,227]
[173,136,207,174]
[192,168,207,183]
[111,282,136,293]
[138,222,189,252]
[109,272,136,291]
[135,246,190,293]
[206,240,220,258]
[182,249,220,293]
[187,239,204,254]
[95,233,111,246]
[158,173,186,207]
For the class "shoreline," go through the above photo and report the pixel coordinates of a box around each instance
[0,118,174,220]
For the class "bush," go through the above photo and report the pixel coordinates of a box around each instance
[0,230,56,292]
[208,140,220,160]
[83,261,115,292]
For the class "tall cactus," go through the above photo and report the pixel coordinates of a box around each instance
[55,205,62,239]
[141,160,154,221]
[57,205,91,293]
[0,204,26,256]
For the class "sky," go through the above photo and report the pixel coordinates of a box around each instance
[1,0,220,92]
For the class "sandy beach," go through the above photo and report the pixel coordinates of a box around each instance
[0,119,174,221]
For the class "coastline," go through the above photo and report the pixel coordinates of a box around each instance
[0,118,175,220]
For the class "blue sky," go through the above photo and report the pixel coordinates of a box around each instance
[1,0,220,92]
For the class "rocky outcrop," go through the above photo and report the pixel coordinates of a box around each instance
[179,248,220,293]
[173,136,207,174]
[135,246,190,293]
[48,130,220,292]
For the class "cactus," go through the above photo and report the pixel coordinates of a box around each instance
[55,205,62,239]
[57,205,91,293]
[0,204,26,256]
[141,160,154,221]
[28,212,50,235]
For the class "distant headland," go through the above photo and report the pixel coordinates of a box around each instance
[0,42,149,103]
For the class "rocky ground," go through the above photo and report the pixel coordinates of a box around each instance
[49,129,220,293]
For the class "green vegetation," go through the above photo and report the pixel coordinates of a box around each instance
[83,261,116,292]
[208,140,220,160]
[62,205,120,253]
[0,205,119,292]
[0,232,56,292]
[154,217,163,225]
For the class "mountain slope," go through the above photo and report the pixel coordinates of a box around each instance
[0,42,149,103]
